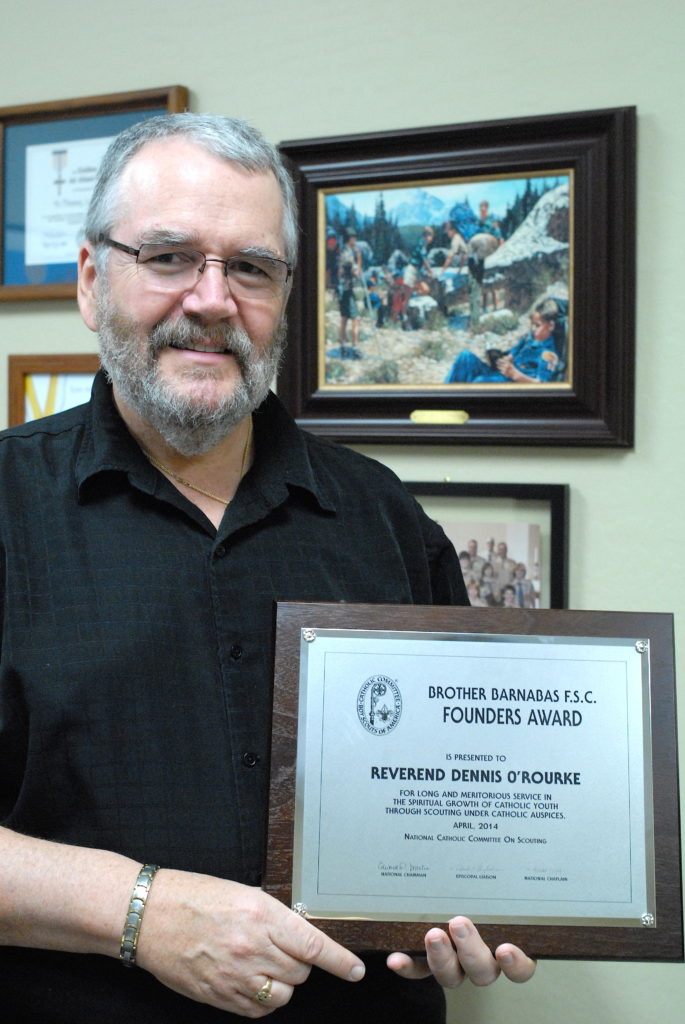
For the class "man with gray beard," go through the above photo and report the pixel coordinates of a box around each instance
[0,114,534,1023]
[96,294,285,458]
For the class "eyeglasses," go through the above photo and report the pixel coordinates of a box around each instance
[101,237,292,296]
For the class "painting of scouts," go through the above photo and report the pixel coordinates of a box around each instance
[322,172,571,389]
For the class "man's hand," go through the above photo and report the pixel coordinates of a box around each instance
[386,916,536,988]
[137,871,365,1017]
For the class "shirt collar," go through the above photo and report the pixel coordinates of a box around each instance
[250,390,336,512]
[75,371,152,496]
[75,371,336,514]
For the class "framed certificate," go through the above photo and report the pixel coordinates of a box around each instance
[265,603,682,961]
[0,85,188,301]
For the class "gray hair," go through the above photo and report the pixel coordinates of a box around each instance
[84,112,298,266]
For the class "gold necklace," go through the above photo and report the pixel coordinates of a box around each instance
[143,418,252,506]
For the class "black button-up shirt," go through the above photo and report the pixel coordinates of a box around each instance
[0,373,465,1022]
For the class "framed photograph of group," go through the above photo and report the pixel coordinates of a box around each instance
[404,482,569,610]
[278,107,636,446]
[0,85,189,301]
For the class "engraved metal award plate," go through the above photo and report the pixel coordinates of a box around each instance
[264,604,682,960]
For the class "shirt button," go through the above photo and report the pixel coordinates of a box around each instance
[242,751,259,767]
[214,544,226,558]
[230,644,243,661]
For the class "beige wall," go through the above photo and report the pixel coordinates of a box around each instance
[2,0,683,1020]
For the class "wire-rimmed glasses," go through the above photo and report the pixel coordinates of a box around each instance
[101,237,292,297]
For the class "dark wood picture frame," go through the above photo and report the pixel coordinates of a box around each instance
[0,85,188,301]
[8,353,100,426]
[278,107,636,446]
[405,482,569,609]
[266,603,682,962]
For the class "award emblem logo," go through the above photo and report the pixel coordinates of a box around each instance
[357,675,402,735]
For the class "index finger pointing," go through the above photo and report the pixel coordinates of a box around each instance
[275,914,365,983]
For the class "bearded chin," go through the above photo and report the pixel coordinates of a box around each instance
[97,301,285,456]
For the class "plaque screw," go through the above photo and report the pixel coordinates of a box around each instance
[641,913,655,928]
[635,640,648,654]
[292,902,308,916]
[302,629,317,643]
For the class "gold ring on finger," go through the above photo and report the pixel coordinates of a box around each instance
[255,977,273,1003]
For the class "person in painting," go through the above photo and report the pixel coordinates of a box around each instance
[404,226,436,287]
[365,269,388,328]
[475,199,502,241]
[387,268,413,327]
[445,298,563,383]
[466,200,503,324]
[436,221,468,317]
[325,227,340,294]
[441,220,468,272]
[338,228,363,350]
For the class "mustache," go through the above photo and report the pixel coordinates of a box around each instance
[148,317,254,363]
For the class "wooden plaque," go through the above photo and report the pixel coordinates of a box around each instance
[264,603,682,961]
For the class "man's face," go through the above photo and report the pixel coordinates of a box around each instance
[480,202,489,218]
[467,539,477,557]
[78,138,289,454]
[497,542,508,557]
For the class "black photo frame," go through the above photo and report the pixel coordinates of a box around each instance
[278,107,636,446]
[405,482,569,609]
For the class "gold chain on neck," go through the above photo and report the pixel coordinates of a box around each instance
[143,417,252,506]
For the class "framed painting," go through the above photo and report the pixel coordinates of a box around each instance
[8,353,100,426]
[405,482,569,609]
[0,85,189,301]
[278,107,635,446]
